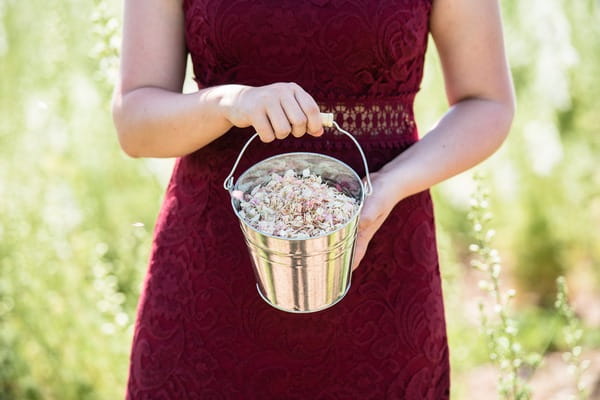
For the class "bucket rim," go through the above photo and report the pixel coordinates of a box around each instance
[230,151,365,241]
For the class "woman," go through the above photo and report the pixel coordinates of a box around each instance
[113,0,514,398]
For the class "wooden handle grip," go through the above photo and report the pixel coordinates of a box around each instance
[320,112,334,127]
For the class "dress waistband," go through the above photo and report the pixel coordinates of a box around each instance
[189,95,420,159]
[318,95,416,139]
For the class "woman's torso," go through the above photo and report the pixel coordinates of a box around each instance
[183,0,433,153]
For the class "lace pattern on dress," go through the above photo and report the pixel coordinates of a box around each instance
[267,95,419,151]
[321,94,416,136]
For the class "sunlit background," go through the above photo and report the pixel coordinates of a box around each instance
[1,0,599,399]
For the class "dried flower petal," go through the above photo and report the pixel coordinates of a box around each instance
[238,169,358,238]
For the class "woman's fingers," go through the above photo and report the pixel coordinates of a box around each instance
[280,95,308,138]
[351,173,393,271]
[228,82,323,141]
[253,112,276,143]
[352,233,368,271]
[292,85,323,137]
[266,103,292,140]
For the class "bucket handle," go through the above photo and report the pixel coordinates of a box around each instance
[223,112,373,196]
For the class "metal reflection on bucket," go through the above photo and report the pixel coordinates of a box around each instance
[223,113,373,313]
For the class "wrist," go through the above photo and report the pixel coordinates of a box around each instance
[377,163,413,205]
[214,84,250,126]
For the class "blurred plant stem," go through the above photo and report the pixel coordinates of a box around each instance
[469,172,542,400]
[555,276,591,400]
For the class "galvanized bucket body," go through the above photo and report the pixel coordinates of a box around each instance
[230,152,364,313]
[224,115,372,313]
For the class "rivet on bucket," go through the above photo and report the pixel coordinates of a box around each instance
[223,113,372,313]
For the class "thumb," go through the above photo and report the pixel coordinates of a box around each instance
[351,226,369,271]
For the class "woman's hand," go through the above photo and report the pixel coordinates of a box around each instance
[221,82,324,143]
[351,171,401,271]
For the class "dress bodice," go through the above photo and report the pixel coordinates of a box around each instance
[183,0,432,147]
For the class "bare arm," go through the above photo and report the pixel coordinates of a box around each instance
[353,0,515,268]
[112,0,323,158]
[381,0,515,200]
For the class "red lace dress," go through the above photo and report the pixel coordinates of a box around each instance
[126,1,450,399]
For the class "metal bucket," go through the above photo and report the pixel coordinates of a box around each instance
[223,113,372,313]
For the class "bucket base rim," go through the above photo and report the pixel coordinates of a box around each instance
[255,282,352,314]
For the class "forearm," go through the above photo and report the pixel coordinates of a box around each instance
[381,97,514,202]
[112,85,241,158]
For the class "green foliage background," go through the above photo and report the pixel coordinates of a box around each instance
[0,0,598,398]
